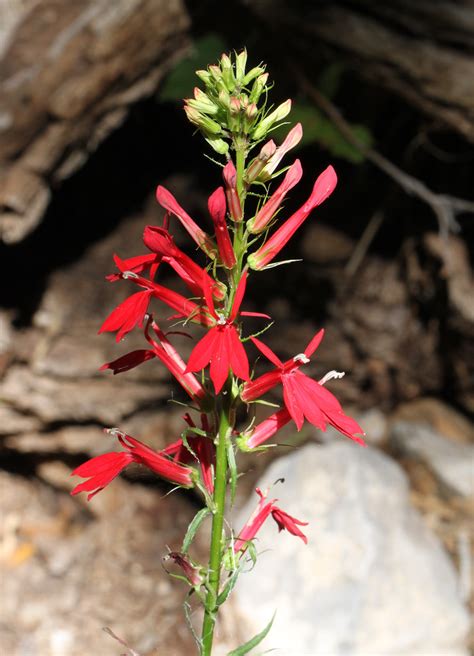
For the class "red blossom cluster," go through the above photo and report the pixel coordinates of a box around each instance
[71,120,364,552]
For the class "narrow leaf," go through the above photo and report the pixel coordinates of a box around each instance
[182,507,211,553]
[227,613,276,656]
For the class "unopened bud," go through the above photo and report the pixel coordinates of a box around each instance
[235,49,248,82]
[220,53,235,90]
[249,73,268,103]
[229,96,241,115]
[244,102,258,133]
[243,66,265,86]
[209,64,221,81]
[218,88,230,109]
[205,136,229,155]
[244,139,277,183]
[196,69,212,86]
[253,99,292,140]
[187,96,219,116]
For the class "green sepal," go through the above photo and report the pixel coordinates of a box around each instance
[182,507,211,553]
[227,613,276,655]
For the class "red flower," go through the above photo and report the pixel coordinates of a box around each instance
[71,429,194,500]
[163,413,215,493]
[233,487,308,553]
[259,123,303,181]
[186,272,251,393]
[208,187,237,269]
[101,318,206,402]
[99,270,213,342]
[143,226,225,300]
[248,165,337,270]
[248,159,303,234]
[241,330,366,444]
[222,161,242,222]
[106,253,159,283]
[156,185,217,258]
[238,407,292,450]
[162,551,203,587]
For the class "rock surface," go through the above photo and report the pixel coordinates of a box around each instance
[231,443,470,655]
[391,421,474,497]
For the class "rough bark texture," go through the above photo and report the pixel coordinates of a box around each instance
[0,0,190,243]
[244,0,474,142]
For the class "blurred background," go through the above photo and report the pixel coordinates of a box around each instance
[0,1,473,654]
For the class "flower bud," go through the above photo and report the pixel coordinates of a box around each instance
[223,160,242,221]
[252,99,292,140]
[243,66,265,86]
[259,123,303,181]
[205,136,229,155]
[244,139,277,183]
[196,69,212,86]
[187,95,219,116]
[220,53,235,90]
[235,49,248,82]
[218,88,230,109]
[249,73,268,103]
[229,96,241,115]
[243,102,258,133]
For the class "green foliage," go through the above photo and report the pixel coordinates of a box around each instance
[159,34,227,101]
[227,613,276,655]
[181,507,211,553]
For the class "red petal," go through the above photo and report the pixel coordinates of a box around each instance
[98,291,152,342]
[250,336,284,368]
[271,507,308,544]
[186,327,219,373]
[282,374,305,430]
[240,311,272,319]
[241,370,282,403]
[100,349,156,374]
[209,330,230,393]
[230,270,248,320]
[304,329,325,358]
[227,325,250,381]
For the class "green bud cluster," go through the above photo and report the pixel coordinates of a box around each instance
[184,50,291,156]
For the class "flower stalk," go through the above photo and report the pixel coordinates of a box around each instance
[70,49,365,655]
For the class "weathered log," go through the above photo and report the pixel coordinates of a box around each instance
[0,0,190,243]
[244,0,474,142]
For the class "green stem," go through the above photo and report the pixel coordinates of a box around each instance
[235,145,245,199]
[200,404,230,655]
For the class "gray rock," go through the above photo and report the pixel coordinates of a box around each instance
[231,443,469,655]
[391,421,474,497]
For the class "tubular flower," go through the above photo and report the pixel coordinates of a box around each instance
[106,253,159,283]
[233,487,308,553]
[163,413,215,493]
[222,161,242,222]
[259,122,303,181]
[144,319,207,401]
[71,429,194,500]
[248,159,303,234]
[245,139,277,184]
[186,271,252,394]
[208,187,237,268]
[248,165,337,270]
[143,226,225,299]
[99,270,213,342]
[241,330,366,444]
[162,551,203,587]
[238,407,292,451]
[156,185,217,258]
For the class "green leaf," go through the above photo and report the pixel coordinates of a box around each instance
[160,34,227,101]
[227,613,276,656]
[216,557,246,606]
[182,507,211,553]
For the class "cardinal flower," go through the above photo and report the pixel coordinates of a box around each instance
[71,429,194,500]
[143,226,225,300]
[233,487,308,553]
[237,407,292,451]
[247,159,303,234]
[248,165,337,270]
[241,330,366,444]
[208,187,237,269]
[222,161,242,222]
[156,185,217,258]
[99,269,213,342]
[101,318,206,402]
[163,413,215,493]
[186,271,252,394]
